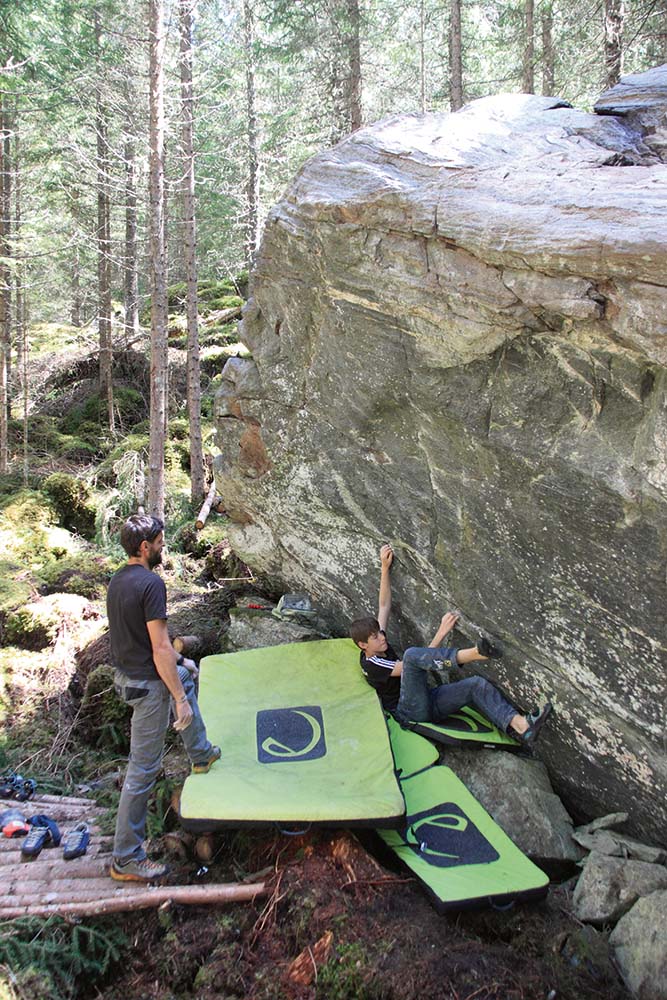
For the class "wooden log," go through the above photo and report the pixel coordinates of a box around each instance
[195,481,218,530]
[0,881,267,918]
[1,858,110,879]
[203,305,242,326]
[0,843,111,868]
[0,794,100,808]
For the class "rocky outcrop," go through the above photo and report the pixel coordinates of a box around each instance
[444,749,583,872]
[573,852,667,925]
[610,890,667,999]
[214,67,667,843]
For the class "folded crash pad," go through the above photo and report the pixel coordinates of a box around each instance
[180,639,405,830]
[379,765,549,912]
[406,706,520,749]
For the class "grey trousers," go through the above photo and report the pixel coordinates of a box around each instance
[113,665,213,863]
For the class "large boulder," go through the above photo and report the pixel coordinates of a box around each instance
[214,67,667,844]
[610,890,667,999]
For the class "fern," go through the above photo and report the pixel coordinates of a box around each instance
[0,916,127,1000]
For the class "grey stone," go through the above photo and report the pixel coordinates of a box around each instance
[444,749,583,867]
[573,827,667,865]
[224,607,327,651]
[213,67,667,845]
[610,890,667,999]
[576,812,629,835]
[573,852,667,925]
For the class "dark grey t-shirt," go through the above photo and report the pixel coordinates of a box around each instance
[106,563,168,681]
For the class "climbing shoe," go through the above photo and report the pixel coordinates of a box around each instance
[192,745,221,774]
[110,856,169,882]
[21,815,62,858]
[62,822,90,860]
[1,808,30,838]
[477,635,504,659]
[519,702,553,749]
[0,773,36,802]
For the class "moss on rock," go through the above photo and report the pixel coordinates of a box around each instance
[43,472,97,538]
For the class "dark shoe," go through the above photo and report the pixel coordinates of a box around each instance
[21,815,62,857]
[477,635,504,659]
[62,822,90,860]
[192,745,221,774]
[519,702,553,748]
[0,774,36,801]
[110,857,169,882]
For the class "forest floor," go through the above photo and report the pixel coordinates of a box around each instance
[0,287,631,1000]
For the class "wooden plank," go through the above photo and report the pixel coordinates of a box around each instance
[0,881,267,918]
[1,794,101,808]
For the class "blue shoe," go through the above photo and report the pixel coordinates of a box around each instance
[21,815,62,858]
[519,703,553,748]
[62,822,90,860]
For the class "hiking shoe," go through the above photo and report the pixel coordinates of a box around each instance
[519,702,553,748]
[110,857,169,882]
[191,745,221,774]
[62,822,90,861]
[477,635,504,659]
[21,816,61,858]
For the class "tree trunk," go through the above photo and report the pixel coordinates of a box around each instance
[180,0,206,505]
[69,186,82,328]
[541,1,555,96]
[449,0,463,111]
[147,0,168,520]
[604,0,624,87]
[345,0,362,132]
[243,0,260,268]
[0,96,10,472]
[419,0,426,113]
[124,136,140,340]
[95,9,115,435]
[523,0,535,94]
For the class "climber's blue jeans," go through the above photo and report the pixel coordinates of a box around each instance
[112,665,213,863]
[395,646,518,733]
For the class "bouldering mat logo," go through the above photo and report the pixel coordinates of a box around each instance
[440,708,494,735]
[406,802,499,868]
[256,706,326,764]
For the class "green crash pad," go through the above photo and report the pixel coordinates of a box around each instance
[407,706,520,750]
[379,765,549,912]
[385,714,439,778]
[180,639,405,830]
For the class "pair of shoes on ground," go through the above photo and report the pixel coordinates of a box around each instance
[21,817,90,860]
[516,703,553,748]
[0,773,36,802]
[191,745,221,774]
[110,856,170,883]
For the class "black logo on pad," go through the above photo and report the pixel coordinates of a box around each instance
[256,706,326,763]
[406,802,499,868]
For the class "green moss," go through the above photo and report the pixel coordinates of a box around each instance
[0,490,82,569]
[0,561,34,614]
[201,346,237,377]
[59,387,146,436]
[40,553,115,600]
[43,473,97,538]
[4,603,58,649]
[202,294,243,312]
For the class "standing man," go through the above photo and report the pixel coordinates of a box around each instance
[107,513,220,882]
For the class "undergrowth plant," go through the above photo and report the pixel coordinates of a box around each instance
[0,916,127,1000]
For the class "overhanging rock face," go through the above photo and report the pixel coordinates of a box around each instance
[214,67,667,844]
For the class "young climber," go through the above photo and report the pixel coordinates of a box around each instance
[349,544,552,748]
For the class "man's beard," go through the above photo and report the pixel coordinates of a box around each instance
[148,550,162,569]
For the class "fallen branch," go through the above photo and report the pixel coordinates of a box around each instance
[0,880,267,918]
[195,481,218,530]
[203,305,242,326]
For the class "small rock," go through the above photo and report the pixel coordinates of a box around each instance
[575,812,629,835]
[573,829,667,865]
[610,889,667,999]
[573,852,667,925]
